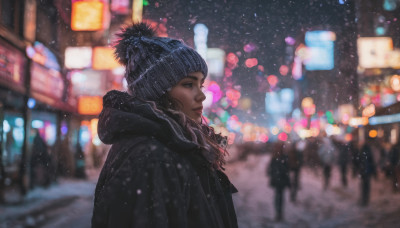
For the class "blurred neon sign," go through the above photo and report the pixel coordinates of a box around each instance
[304,31,335,71]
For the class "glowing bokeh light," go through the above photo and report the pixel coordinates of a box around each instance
[224,67,232,77]
[369,130,378,138]
[271,127,279,135]
[279,65,289,76]
[345,133,353,142]
[267,75,278,87]
[243,43,256,53]
[259,134,269,143]
[226,89,241,101]
[362,104,375,117]
[32,120,44,129]
[284,124,292,133]
[27,98,36,109]
[390,75,400,91]
[207,81,222,103]
[245,58,258,68]
[301,97,314,108]
[278,132,288,141]
[285,36,296,45]
[226,52,239,69]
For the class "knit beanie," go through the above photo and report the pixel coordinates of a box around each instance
[114,23,208,100]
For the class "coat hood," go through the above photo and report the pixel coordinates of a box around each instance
[97,90,198,152]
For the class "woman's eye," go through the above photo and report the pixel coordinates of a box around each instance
[183,83,193,88]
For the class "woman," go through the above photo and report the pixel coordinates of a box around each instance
[91,23,238,228]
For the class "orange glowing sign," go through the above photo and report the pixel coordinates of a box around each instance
[71,1,104,31]
[369,130,378,138]
[78,96,103,115]
[92,47,121,70]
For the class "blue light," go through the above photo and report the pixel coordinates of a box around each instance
[32,120,44,128]
[305,31,335,71]
[383,0,397,11]
[61,125,68,135]
[375,27,386,36]
[369,113,400,125]
[80,126,90,145]
[3,120,10,133]
[14,118,24,127]
[27,98,36,109]
[338,0,345,5]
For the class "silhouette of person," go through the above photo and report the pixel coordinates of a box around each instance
[358,140,377,206]
[267,141,290,221]
[30,129,51,188]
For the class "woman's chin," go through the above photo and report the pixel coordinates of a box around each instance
[189,116,202,124]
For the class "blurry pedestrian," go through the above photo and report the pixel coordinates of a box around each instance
[388,140,400,193]
[358,140,377,206]
[287,140,304,202]
[5,127,15,164]
[350,139,360,178]
[92,23,238,228]
[56,137,74,177]
[74,143,86,179]
[30,129,51,188]
[304,137,320,168]
[318,136,337,190]
[267,141,290,221]
[304,137,320,174]
[333,138,350,187]
[374,139,388,175]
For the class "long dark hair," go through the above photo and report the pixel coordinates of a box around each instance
[154,92,228,170]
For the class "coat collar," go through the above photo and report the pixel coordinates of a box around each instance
[97,90,198,152]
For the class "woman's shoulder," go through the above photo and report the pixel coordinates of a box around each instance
[112,135,189,166]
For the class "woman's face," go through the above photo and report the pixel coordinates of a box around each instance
[168,71,206,123]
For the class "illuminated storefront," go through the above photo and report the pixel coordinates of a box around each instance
[27,41,79,180]
[0,38,28,191]
[357,37,400,144]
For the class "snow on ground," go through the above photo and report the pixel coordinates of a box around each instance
[2,153,400,228]
[0,169,98,222]
[225,153,400,228]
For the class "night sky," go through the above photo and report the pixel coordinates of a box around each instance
[142,0,359,121]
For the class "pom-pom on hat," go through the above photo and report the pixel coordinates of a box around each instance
[114,23,208,100]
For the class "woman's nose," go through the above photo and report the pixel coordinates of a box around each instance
[196,89,206,102]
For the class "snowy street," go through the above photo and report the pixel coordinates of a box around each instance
[226,153,400,228]
[0,172,98,228]
[2,152,400,228]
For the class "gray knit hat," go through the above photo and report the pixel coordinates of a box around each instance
[114,23,208,100]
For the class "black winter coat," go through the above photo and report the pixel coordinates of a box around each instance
[359,143,377,178]
[91,90,238,228]
[267,154,290,189]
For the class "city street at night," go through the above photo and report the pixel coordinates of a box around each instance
[2,0,400,227]
[226,151,400,228]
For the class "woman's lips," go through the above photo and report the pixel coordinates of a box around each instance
[193,107,203,114]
